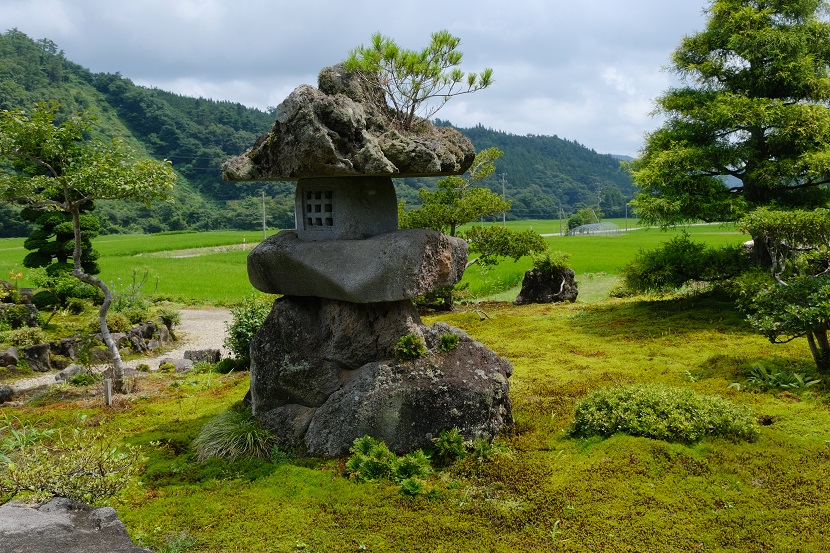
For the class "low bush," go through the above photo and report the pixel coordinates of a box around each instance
[437,333,460,353]
[192,405,274,463]
[224,294,272,368]
[393,333,426,362]
[68,372,98,387]
[345,436,432,496]
[7,326,46,347]
[0,418,142,503]
[620,232,747,293]
[570,384,759,443]
[432,427,466,466]
[743,363,821,391]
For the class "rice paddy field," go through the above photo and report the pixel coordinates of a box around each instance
[0,221,744,305]
[3,221,828,552]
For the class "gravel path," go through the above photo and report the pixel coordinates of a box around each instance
[10,307,232,393]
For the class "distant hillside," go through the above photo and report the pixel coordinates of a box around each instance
[0,29,634,237]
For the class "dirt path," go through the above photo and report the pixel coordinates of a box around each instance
[9,307,232,393]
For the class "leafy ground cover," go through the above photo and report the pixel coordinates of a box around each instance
[3,291,828,552]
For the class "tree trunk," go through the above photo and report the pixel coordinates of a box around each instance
[69,204,126,393]
[808,327,830,373]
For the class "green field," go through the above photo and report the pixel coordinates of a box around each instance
[0,222,746,305]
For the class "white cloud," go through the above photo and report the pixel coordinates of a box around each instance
[0,0,710,156]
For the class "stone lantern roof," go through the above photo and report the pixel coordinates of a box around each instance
[221,65,475,182]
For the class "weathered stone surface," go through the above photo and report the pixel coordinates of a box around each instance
[248,229,468,303]
[0,497,151,553]
[157,358,194,373]
[23,343,51,372]
[249,296,422,412]
[294,177,397,240]
[514,267,578,305]
[55,363,85,382]
[304,339,513,456]
[0,303,39,328]
[0,346,19,367]
[221,65,475,181]
[249,298,514,455]
[0,386,13,404]
[185,349,221,364]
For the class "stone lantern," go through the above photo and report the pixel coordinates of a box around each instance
[222,65,512,456]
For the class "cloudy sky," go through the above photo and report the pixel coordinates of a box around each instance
[1,0,709,157]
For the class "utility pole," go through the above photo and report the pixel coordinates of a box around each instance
[262,190,267,241]
[501,173,506,226]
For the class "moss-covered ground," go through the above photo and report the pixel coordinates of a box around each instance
[3,291,828,552]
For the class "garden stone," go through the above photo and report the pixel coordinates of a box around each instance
[0,497,151,553]
[221,65,474,181]
[55,363,86,382]
[253,321,514,457]
[0,346,19,367]
[23,343,51,372]
[247,229,467,302]
[514,267,578,305]
[157,358,193,373]
[185,349,221,364]
[0,303,39,328]
[0,386,13,403]
[249,296,423,411]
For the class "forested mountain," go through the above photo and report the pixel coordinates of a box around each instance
[0,29,633,237]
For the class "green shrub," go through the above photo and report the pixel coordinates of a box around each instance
[213,358,240,374]
[192,406,274,462]
[437,333,460,353]
[345,435,397,482]
[570,384,759,443]
[399,477,425,497]
[153,306,181,333]
[69,372,98,387]
[158,362,176,373]
[136,363,151,372]
[620,232,747,293]
[64,297,88,315]
[224,294,272,368]
[393,333,426,362]
[392,449,431,482]
[532,249,571,275]
[86,312,131,333]
[7,326,46,347]
[0,421,142,503]
[432,428,466,466]
[116,304,150,325]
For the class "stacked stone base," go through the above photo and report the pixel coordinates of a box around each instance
[249,296,513,456]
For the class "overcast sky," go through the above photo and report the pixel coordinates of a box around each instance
[1,0,709,157]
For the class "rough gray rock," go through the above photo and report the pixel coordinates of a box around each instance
[157,358,194,372]
[0,498,151,553]
[0,386,13,403]
[185,349,221,364]
[221,64,475,181]
[304,339,513,456]
[513,267,578,305]
[0,303,39,328]
[23,343,51,372]
[55,363,85,382]
[249,297,513,455]
[248,229,468,303]
[249,296,423,411]
[0,346,19,367]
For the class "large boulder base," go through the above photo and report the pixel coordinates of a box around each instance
[221,65,475,181]
[249,296,513,456]
[248,229,468,303]
[514,267,578,305]
[0,497,151,553]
